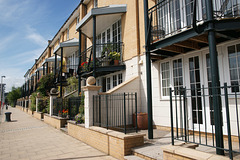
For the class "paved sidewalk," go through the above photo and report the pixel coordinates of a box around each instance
[0,106,116,160]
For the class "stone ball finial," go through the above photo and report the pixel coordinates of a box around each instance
[87,76,96,86]
[50,88,59,95]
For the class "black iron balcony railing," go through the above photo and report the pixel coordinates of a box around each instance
[56,65,78,74]
[55,65,78,83]
[149,0,240,43]
[78,42,124,74]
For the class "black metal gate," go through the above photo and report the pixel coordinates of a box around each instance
[93,93,138,134]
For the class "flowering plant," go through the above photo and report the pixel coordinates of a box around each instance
[58,109,68,118]
[81,62,88,72]
[75,113,84,124]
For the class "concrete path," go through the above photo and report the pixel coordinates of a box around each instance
[0,106,116,160]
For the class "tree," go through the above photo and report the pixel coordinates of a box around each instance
[6,87,22,107]
[37,73,55,96]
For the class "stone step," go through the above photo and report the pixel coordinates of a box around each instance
[124,155,145,160]
[60,127,68,134]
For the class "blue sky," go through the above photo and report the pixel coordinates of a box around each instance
[0,0,80,92]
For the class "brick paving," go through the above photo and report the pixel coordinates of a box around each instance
[0,106,116,160]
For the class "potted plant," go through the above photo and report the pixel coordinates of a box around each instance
[101,44,113,66]
[109,51,120,65]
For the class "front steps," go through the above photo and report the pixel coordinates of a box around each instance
[60,124,68,134]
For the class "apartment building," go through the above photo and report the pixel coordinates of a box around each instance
[18,0,240,158]
[144,0,240,157]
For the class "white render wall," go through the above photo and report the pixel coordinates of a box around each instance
[136,39,240,136]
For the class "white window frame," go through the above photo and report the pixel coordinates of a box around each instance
[159,57,185,99]
[105,72,123,91]
[67,27,69,40]
[222,40,240,93]
[160,61,171,98]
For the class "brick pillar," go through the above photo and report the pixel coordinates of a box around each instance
[49,88,59,116]
[82,77,101,128]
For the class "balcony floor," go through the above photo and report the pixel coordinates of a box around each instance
[150,18,240,61]
[79,64,126,78]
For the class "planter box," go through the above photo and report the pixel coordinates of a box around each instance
[68,121,145,160]
[27,109,34,116]
[44,114,68,129]
[133,113,148,130]
[24,108,28,113]
[16,105,23,111]
[34,112,44,120]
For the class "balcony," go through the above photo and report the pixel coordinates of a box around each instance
[148,0,240,59]
[55,65,79,86]
[78,42,125,78]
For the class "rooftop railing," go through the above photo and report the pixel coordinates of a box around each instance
[149,0,240,43]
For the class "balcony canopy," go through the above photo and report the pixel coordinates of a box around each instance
[35,67,43,72]
[53,38,79,57]
[76,4,127,38]
[42,55,61,65]
[30,73,36,77]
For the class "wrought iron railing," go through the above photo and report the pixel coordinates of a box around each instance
[170,83,240,159]
[64,84,78,96]
[53,96,84,120]
[93,93,137,134]
[78,42,124,74]
[149,0,240,42]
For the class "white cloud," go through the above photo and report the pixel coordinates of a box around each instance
[25,25,48,47]
[26,33,47,47]
[0,34,17,51]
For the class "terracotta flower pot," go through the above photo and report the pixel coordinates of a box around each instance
[133,112,148,130]
[114,60,119,65]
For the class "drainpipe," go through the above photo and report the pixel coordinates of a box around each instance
[93,15,96,78]
[78,30,82,95]
[205,0,224,155]
[143,0,153,139]
[135,0,142,111]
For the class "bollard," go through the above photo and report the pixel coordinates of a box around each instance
[5,112,12,122]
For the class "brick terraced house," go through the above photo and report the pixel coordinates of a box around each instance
[18,0,240,159]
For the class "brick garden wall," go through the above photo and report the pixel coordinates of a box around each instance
[68,121,145,160]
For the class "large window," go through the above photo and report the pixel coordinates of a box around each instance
[105,73,123,91]
[112,20,121,43]
[94,0,98,8]
[185,0,194,27]
[173,59,183,95]
[206,54,214,125]
[189,56,202,124]
[228,43,240,92]
[161,62,170,96]
[67,27,69,40]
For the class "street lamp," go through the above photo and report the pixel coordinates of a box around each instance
[0,76,6,111]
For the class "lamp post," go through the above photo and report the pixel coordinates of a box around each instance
[0,76,6,113]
